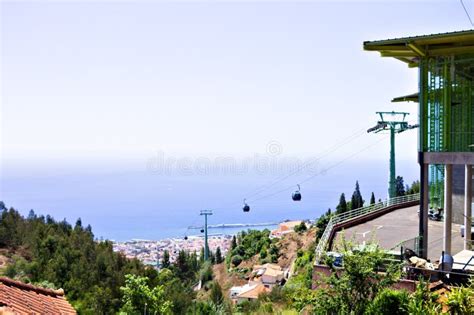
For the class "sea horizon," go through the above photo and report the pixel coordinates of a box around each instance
[1,158,419,241]
[0,160,418,241]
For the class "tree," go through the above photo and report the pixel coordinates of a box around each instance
[336,193,347,214]
[395,176,406,197]
[199,262,213,284]
[407,180,420,195]
[269,244,279,263]
[161,250,170,269]
[370,192,376,205]
[215,247,223,264]
[120,274,172,314]
[314,240,402,314]
[209,281,224,306]
[231,255,243,267]
[74,218,82,231]
[316,213,331,240]
[28,209,36,220]
[174,250,193,281]
[231,235,237,250]
[350,181,364,210]
[294,222,307,233]
[209,250,216,264]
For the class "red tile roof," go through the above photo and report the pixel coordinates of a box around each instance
[0,277,76,314]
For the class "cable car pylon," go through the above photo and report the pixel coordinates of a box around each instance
[367,111,418,199]
[200,210,213,260]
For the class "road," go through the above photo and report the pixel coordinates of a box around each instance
[333,205,464,262]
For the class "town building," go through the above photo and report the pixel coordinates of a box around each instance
[270,220,302,238]
[229,282,269,303]
[252,263,285,289]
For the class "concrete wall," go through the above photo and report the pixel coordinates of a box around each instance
[452,165,474,224]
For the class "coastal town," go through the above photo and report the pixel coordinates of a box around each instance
[112,220,307,267]
[113,235,233,267]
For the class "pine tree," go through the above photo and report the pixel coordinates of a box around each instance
[395,176,406,197]
[199,247,205,264]
[162,250,170,269]
[210,281,223,306]
[27,209,36,220]
[351,181,364,210]
[336,193,347,214]
[231,235,237,250]
[175,250,191,280]
[215,247,223,264]
[370,192,376,205]
[74,217,83,230]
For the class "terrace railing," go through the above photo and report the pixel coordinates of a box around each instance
[315,193,420,264]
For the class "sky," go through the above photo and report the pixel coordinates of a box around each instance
[1,0,473,168]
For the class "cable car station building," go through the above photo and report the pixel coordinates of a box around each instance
[364,30,474,259]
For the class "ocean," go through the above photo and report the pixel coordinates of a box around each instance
[0,159,418,241]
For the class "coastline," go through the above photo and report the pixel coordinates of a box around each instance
[112,220,312,267]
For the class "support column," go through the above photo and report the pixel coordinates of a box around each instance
[444,164,453,255]
[420,162,429,258]
[464,165,472,250]
[389,127,396,199]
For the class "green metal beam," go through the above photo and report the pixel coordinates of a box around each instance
[380,51,417,57]
[407,43,426,57]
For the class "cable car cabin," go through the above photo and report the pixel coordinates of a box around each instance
[243,199,250,212]
[200,229,204,233]
[292,185,302,201]
[184,236,188,240]
[292,191,302,201]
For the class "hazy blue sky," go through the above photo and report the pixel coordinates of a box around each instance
[1,0,473,166]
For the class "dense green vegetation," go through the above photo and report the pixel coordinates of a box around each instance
[0,206,149,313]
[227,229,279,267]
[0,204,206,314]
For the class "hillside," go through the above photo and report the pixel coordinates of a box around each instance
[212,227,316,298]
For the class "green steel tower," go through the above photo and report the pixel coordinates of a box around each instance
[368,111,418,198]
[200,210,213,260]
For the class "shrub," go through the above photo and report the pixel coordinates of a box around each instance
[446,284,474,315]
[366,288,409,315]
[294,222,307,233]
[231,255,243,267]
[199,262,213,284]
[407,278,441,315]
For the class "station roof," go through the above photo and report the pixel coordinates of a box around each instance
[364,29,474,67]
[391,92,418,103]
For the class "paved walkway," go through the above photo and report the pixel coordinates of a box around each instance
[333,205,464,262]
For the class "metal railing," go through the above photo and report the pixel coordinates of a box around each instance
[393,236,421,257]
[315,193,420,263]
